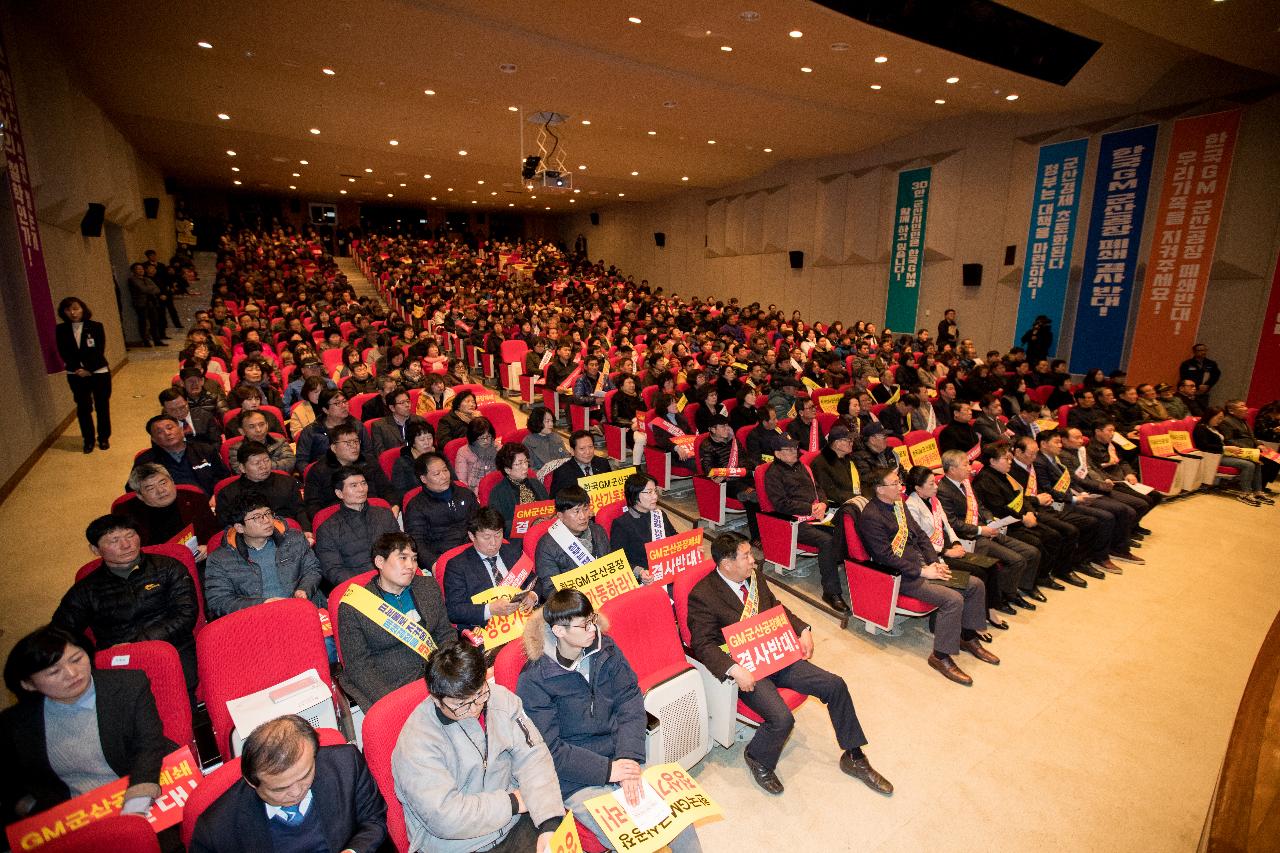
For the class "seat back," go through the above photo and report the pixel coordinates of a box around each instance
[378,448,401,481]
[671,560,718,647]
[422,409,449,431]
[328,570,378,665]
[44,814,159,853]
[433,543,472,596]
[493,636,530,692]
[523,517,557,561]
[221,435,244,470]
[348,392,378,421]
[362,680,430,853]
[196,598,333,760]
[479,402,517,438]
[502,427,530,446]
[476,470,504,505]
[444,437,466,468]
[599,585,687,691]
[94,641,194,751]
[594,499,627,538]
[75,544,207,637]
[904,430,943,470]
[753,462,777,513]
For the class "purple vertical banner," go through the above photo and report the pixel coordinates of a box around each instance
[1068,124,1159,374]
[0,24,61,374]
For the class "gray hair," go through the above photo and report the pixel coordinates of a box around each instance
[127,463,172,492]
[940,450,969,474]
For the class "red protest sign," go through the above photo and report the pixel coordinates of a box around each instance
[720,605,803,680]
[6,746,201,851]
[511,500,557,535]
[644,530,704,586]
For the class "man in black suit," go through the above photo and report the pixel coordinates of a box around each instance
[444,508,535,632]
[547,430,613,497]
[159,387,223,452]
[1010,436,1112,580]
[972,395,1007,445]
[1033,430,1143,567]
[190,715,386,853]
[685,532,892,798]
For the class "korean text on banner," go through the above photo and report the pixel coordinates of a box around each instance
[1013,138,1088,352]
[720,604,804,680]
[645,529,704,585]
[470,586,533,650]
[1127,110,1242,384]
[6,747,201,852]
[884,167,932,333]
[511,500,557,535]
[551,549,638,609]
[1246,252,1280,407]
[578,466,637,515]
[1068,125,1159,374]
[548,811,582,853]
[585,763,723,853]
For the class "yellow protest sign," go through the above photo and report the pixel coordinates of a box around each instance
[1168,429,1194,453]
[548,811,582,853]
[1146,432,1175,457]
[585,763,722,853]
[891,444,911,470]
[578,465,637,514]
[817,392,843,415]
[1034,418,1059,433]
[1112,434,1137,451]
[907,437,942,470]
[551,549,638,609]
[470,586,533,650]
[1223,446,1261,463]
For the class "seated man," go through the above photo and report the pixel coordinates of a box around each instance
[697,414,760,538]
[851,422,901,484]
[810,424,860,505]
[205,493,324,619]
[744,405,786,467]
[158,386,222,452]
[876,395,912,439]
[785,397,825,452]
[571,354,614,425]
[190,715,386,853]
[937,401,982,455]
[283,355,335,409]
[972,394,1009,445]
[369,387,426,457]
[1011,436,1116,579]
[216,440,307,529]
[1033,430,1143,567]
[1060,427,1153,535]
[232,409,295,474]
[315,466,400,589]
[53,514,199,694]
[337,532,457,709]
[548,429,613,497]
[764,438,849,613]
[1086,421,1162,514]
[119,462,219,552]
[533,486,610,602]
[857,467,998,685]
[444,508,536,633]
[517,590,703,852]
[393,641,564,853]
[304,422,399,519]
[178,364,229,421]
[687,532,892,796]
[133,414,230,496]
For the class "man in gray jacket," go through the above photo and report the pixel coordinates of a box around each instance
[393,642,564,853]
[204,494,324,618]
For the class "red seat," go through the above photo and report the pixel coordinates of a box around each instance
[94,641,194,755]
[599,585,692,692]
[691,433,745,527]
[840,505,935,634]
[1135,422,1182,496]
[347,392,379,421]
[196,598,336,760]
[43,814,159,853]
[328,570,378,666]
[501,427,530,447]
[443,437,466,468]
[479,402,517,439]
[311,496,393,537]
[643,418,696,489]
[422,409,449,432]
[362,680,428,852]
[601,389,630,462]
[76,544,206,637]
[522,517,557,562]
[378,447,402,481]
[752,462,818,574]
[498,340,529,393]
[433,543,472,597]
[476,470,504,505]
[593,499,626,538]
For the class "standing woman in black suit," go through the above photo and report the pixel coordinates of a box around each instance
[55,297,112,453]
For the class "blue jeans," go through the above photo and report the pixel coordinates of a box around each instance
[1221,456,1262,492]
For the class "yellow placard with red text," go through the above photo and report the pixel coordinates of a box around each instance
[907,437,942,470]
[891,444,911,470]
[1146,432,1175,457]
[511,500,557,535]
[585,764,722,853]
[817,393,843,415]
[644,530,705,585]
[551,549,638,609]
[470,585,533,650]
[548,811,583,853]
[1168,430,1194,453]
[1223,446,1261,463]
[578,466,637,515]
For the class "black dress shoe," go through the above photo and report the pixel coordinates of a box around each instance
[744,752,784,795]
[1080,564,1106,580]
[1025,588,1049,602]
[840,752,894,795]
[1058,571,1088,588]
[98,439,109,450]
[82,442,94,454]
[988,617,1010,630]
[1038,577,1066,592]
[1134,525,1153,536]
[822,593,850,614]
[1008,594,1035,612]
[994,601,1017,616]
[1126,539,1143,549]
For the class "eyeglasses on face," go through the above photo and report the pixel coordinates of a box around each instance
[442,684,490,714]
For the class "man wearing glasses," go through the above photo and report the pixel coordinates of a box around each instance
[393,642,564,853]
[303,422,399,519]
[205,494,323,618]
[534,486,611,601]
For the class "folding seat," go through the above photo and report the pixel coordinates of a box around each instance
[498,340,528,394]
[593,499,626,538]
[378,448,401,481]
[76,544,206,637]
[751,461,819,577]
[1135,423,1182,496]
[601,389,631,462]
[644,417,696,490]
[479,402,517,438]
[839,499,936,635]
[903,429,943,472]
[327,570,378,666]
[443,437,467,469]
[43,814,159,853]
[691,433,746,528]
[94,640,194,755]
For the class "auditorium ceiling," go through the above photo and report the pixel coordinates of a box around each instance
[26,0,1280,212]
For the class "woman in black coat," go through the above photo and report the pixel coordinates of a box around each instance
[55,297,112,453]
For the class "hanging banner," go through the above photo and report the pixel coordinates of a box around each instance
[1127,110,1243,383]
[1013,139,1088,354]
[1067,125,1159,374]
[1245,252,1280,407]
[884,167,931,333]
[0,25,61,374]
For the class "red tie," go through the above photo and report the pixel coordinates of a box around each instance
[739,583,749,605]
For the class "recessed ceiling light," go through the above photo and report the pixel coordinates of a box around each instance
[707,139,716,144]
[217,113,230,120]
[292,172,300,177]
[545,206,551,210]
[490,191,497,195]
[647,130,656,136]
[509,203,515,207]
[946,76,959,84]
[364,168,373,173]
[573,188,581,193]
[233,180,242,185]
[447,187,454,191]
[789,30,803,38]
[720,45,733,52]
[628,16,642,24]
[432,196,439,201]
[763,147,773,152]
[508,106,518,112]
[740,11,759,22]
[322,68,335,76]
[458,150,467,156]
[424,89,436,95]
[1006,93,1019,101]
[869,84,882,90]
[197,41,213,49]
[230,166,240,172]
[289,184,297,189]
[874,55,888,63]
[530,195,537,199]
[423,174,431,179]
[400,183,407,187]
[309,128,321,134]
[499,63,517,73]
[618,193,625,197]
[631,170,639,176]
[299,160,308,165]
[226,150,236,156]
[581,119,591,125]
[800,66,812,73]
[578,164,587,170]
[340,189,348,194]
[477,180,485,184]
[570,199,576,203]
[663,100,677,108]
[935,98,946,104]
[471,200,478,205]
[348,177,356,183]
[389,139,399,146]
[387,193,394,197]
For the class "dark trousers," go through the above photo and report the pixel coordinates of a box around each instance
[1116,481,1162,512]
[1007,524,1065,579]
[975,534,1041,596]
[725,479,761,541]
[162,295,181,327]
[739,659,866,770]
[134,303,163,344]
[900,574,986,655]
[490,814,539,852]
[67,372,112,444]
[1071,498,1129,552]
[796,523,841,598]
[1055,505,1112,562]
[1030,511,1083,571]
[1087,494,1137,542]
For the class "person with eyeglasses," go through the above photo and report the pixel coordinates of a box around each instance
[393,641,564,853]
[856,467,999,686]
[294,387,373,474]
[534,486,611,601]
[205,493,324,619]
[606,472,675,580]
[516,590,704,852]
[303,421,399,520]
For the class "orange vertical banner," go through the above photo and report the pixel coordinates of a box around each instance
[1126,110,1242,383]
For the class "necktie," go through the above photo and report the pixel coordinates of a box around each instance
[183,419,194,438]
[582,463,591,476]
[739,583,750,605]
[483,556,499,586]
[275,805,303,826]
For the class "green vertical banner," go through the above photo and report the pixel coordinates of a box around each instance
[885,167,932,333]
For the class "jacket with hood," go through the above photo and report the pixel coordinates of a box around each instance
[205,522,324,617]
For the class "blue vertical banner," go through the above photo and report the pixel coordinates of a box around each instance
[1067,124,1158,374]
[1013,139,1088,354]
[884,167,931,333]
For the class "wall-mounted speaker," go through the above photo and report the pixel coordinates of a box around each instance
[589,212,600,226]
[80,203,106,237]
[654,232,666,248]
[142,197,160,219]
[289,198,302,214]
[163,177,178,195]
[1003,245,1016,266]
[789,250,804,270]
[962,263,983,287]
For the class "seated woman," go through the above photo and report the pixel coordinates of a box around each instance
[225,384,286,438]
[0,626,174,825]
[331,344,362,385]
[523,405,571,474]
[336,532,456,709]
[403,451,479,568]
[287,375,325,440]
[420,340,450,373]
[454,416,498,491]
[414,373,455,416]
[486,442,549,538]
[610,374,647,464]
[1194,407,1270,506]
[729,386,761,432]
[649,392,694,462]
[391,420,436,497]
[693,386,728,434]
[434,390,477,448]
[607,472,675,579]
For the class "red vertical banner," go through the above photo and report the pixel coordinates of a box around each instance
[0,24,61,374]
[1127,110,1242,384]
[1246,253,1280,407]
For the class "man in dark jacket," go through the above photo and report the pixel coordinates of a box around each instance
[304,423,399,519]
[216,440,307,529]
[763,439,847,613]
[368,388,426,457]
[810,425,859,505]
[120,462,220,552]
[785,397,825,452]
[937,401,981,455]
[159,387,223,452]
[315,467,400,589]
[851,422,900,484]
[133,414,230,496]
[205,494,324,618]
[53,514,199,693]
[548,431,613,497]
[1178,343,1220,408]
[516,590,703,851]
[533,487,610,602]
[443,508,534,632]
[745,407,786,467]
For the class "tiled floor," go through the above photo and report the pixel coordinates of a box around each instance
[1,271,1276,851]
